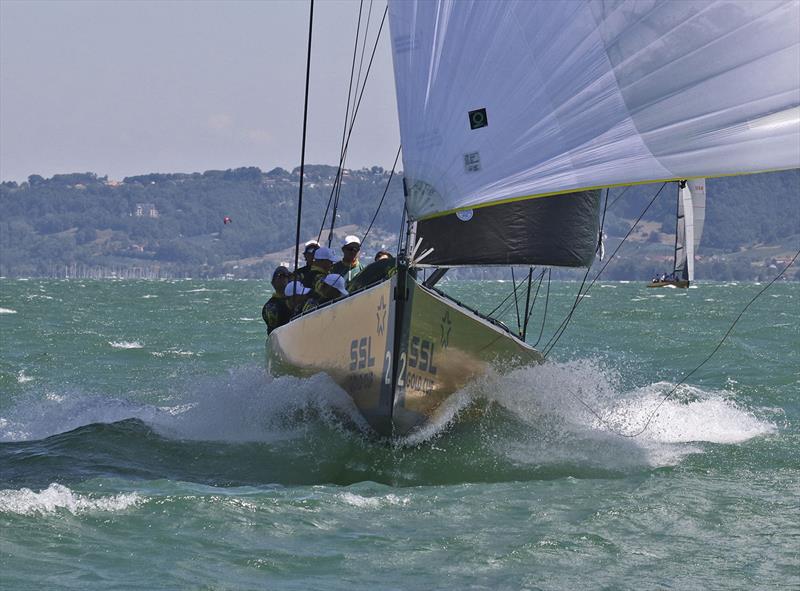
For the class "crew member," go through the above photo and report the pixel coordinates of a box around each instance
[284,280,312,317]
[348,252,396,292]
[303,246,335,292]
[331,235,364,286]
[295,240,320,286]
[262,266,292,333]
[303,273,349,312]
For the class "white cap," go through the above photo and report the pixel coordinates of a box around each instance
[304,239,320,250]
[285,281,310,296]
[343,235,361,247]
[314,246,335,261]
[322,274,348,296]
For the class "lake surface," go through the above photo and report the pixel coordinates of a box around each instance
[1,278,797,590]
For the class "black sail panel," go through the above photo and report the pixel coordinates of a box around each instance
[415,190,601,267]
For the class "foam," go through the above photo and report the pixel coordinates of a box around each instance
[0,307,17,314]
[0,366,369,444]
[108,340,143,349]
[338,492,410,508]
[148,368,371,442]
[0,359,777,474]
[596,382,775,445]
[435,359,776,468]
[150,348,196,357]
[0,483,140,515]
[0,392,163,442]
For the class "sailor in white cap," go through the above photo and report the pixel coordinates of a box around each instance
[302,245,336,291]
[331,234,364,286]
[284,280,311,316]
[303,273,349,312]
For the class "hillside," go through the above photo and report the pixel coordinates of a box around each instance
[0,167,797,280]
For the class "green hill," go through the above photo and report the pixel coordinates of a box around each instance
[1,167,797,280]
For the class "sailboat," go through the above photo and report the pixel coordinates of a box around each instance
[649,179,707,288]
[268,0,800,438]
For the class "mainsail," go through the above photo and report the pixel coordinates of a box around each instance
[388,0,800,266]
[674,179,707,282]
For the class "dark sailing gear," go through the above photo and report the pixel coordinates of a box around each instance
[296,264,316,288]
[262,294,292,334]
[331,260,364,286]
[347,256,396,292]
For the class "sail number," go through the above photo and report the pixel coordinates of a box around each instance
[350,336,376,370]
[408,336,437,375]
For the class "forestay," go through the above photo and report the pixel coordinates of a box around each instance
[388,0,800,222]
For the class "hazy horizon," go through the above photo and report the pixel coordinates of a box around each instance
[0,0,399,183]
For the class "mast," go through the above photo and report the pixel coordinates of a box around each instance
[293,0,314,276]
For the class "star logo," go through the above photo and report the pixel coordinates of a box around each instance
[376,295,387,335]
[440,310,452,348]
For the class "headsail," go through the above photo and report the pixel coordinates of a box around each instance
[414,190,600,267]
[388,0,800,230]
[673,179,706,283]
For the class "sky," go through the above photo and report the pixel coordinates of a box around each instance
[0,0,399,182]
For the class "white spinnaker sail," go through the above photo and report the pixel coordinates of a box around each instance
[388,0,800,220]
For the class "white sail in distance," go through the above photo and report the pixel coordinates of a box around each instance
[675,182,695,282]
[674,179,705,282]
[388,0,800,221]
[688,179,707,254]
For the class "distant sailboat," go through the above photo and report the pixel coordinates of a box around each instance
[649,179,707,288]
[268,0,800,438]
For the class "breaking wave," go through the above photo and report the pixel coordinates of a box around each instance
[0,483,140,515]
[0,361,776,487]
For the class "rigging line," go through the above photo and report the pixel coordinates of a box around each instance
[532,268,551,348]
[362,145,402,244]
[543,182,669,357]
[496,274,533,321]
[318,0,365,240]
[607,185,632,210]
[542,265,592,358]
[570,248,800,439]
[543,183,666,356]
[350,0,374,130]
[294,0,315,276]
[486,271,528,317]
[522,268,545,334]
[597,187,609,251]
[511,267,522,334]
[521,267,539,340]
[323,4,388,244]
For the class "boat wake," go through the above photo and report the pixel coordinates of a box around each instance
[0,361,776,487]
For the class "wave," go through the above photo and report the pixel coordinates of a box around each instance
[0,307,17,314]
[0,483,140,516]
[0,362,776,487]
[108,341,143,349]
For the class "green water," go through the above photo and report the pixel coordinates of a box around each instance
[1,279,798,590]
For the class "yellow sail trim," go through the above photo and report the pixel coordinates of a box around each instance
[416,166,799,221]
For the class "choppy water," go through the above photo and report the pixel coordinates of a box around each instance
[1,279,797,590]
